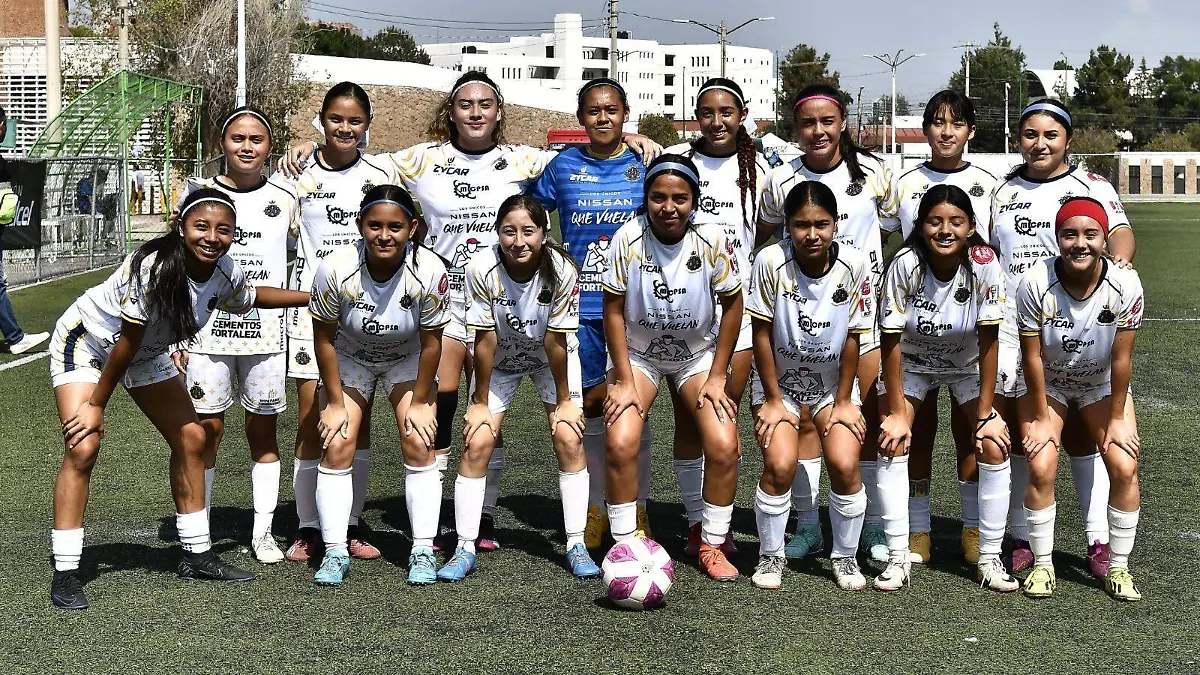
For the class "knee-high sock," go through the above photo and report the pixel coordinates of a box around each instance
[1070,452,1111,545]
[673,458,704,526]
[293,458,320,530]
[700,500,733,546]
[977,459,1011,560]
[860,460,882,525]
[755,487,791,557]
[828,487,867,559]
[1025,502,1056,568]
[176,509,211,554]
[908,478,931,533]
[315,465,353,554]
[251,459,281,540]
[52,527,85,571]
[792,458,822,525]
[405,463,442,550]
[349,448,371,527]
[1107,506,1139,570]
[636,425,652,506]
[877,455,910,556]
[560,469,589,548]
[482,444,505,516]
[453,474,486,554]
[959,480,980,529]
[607,501,637,542]
[1008,454,1030,540]
[583,417,607,508]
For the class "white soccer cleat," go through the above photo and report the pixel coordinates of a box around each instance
[751,555,785,590]
[252,532,286,564]
[873,558,911,592]
[9,331,49,355]
[832,556,867,591]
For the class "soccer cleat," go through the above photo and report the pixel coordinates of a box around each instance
[977,557,1019,593]
[685,523,739,557]
[698,543,739,582]
[784,523,824,560]
[909,531,932,564]
[584,505,609,550]
[476,514,501,552]
[50,569,89,610]
[566,543,601,578]
[9,331,49,355]
[178,550,255,582]
[431,530,455,554]
[873,558,911,592]
[1087,541,1111,579]
[751,555,786,590]
[1104,567,1142,602]
[962,527,981,565]
[860,523,889,562]
[832,556,867,591]
[635,505,654,541]
[313,551,350,586]
[347,525,382,560]
[252,532,285,564]
[436,548,478,582]
[285,527,321,562]
[407,547,438,585]
[1010,539,1034,573]
[1022,565,1056,599]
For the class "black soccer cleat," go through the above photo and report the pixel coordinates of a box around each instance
[50,569,89,610]
[178,550,256,582]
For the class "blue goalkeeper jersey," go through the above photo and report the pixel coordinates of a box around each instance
[528,145,644,318]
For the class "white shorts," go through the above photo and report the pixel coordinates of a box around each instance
[750,369,861,418]
[287,337,320,380]
[735,311,752,353]
[48,309,178,390]
[859,325,880,355]
[878,369,981,406]
[487,352,583,415]
[186,352,287,415]
[337,351,419,399]
[444,292,473,345]
[613,347,715,390]
[1045,381,1114,409]
[996,336,1027,398]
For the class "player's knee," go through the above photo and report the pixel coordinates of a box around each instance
[463,430,495,466]
[323,440,355,470]
[702,434,739,473]
[401,431,434,465]
[824,453,858,489]
[605,428,641,467]
[761,451,796,488]
[64,436,101,473]
[178,423,208,456]
[976,441,1005,466]
[1107,456,1139,492]
[552,425,584,461]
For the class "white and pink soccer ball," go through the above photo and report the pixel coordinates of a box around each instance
[602,537,675,610]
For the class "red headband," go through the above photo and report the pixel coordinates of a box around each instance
[793,94,843,111]
[1055,198,1109,238]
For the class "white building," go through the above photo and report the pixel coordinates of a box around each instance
[421,13,777,126]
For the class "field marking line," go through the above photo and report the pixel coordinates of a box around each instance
[10,264,119,293]
[0,350,49,373]
[1144,318,1200,322]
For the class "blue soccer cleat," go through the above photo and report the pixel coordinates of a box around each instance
[784,523,824,560]
[435,548,477,582]
[566,543,601,578]
[314,550,350,586]
[408,547,438,585]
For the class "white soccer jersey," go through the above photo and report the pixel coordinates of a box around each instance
[73,252,254,363]
[183,175,298,355]
[892,162,998,241]
[1017,257,1143,393]
[287,152,395,340]
[746,241,874,403]
[758,154,899,284]
[466,246,580,374]
[309,240,450,366]
[880,245,1005,374]
[601,217,741,363]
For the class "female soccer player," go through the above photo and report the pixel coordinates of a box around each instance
[748,181,873,591]
[601,154,743,581]
[1017,197,1143,601]
[889,91,1000,565]
[758,83,899,563]
[307,185,448,586]
[990,99,1135,575]
[178,106,298,564]
[48,189,309,610]
[665,77,773,553]
[876,185,1016,592]
[438,194,599,582]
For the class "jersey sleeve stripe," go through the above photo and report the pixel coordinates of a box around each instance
[977,319,1003,326]
[309,311,337,324]
[1107,223,1132,235]
[119,312,146,325]
[545,326,576,333]
[600,283,625,295]
[746,309,773,321]
[880,327,905,334]
[717,284,743,297]
[467,323,496,331]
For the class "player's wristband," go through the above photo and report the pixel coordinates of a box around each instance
[975,411,999,433]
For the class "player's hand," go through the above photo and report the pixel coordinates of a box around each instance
[1101,416,1140,459]
[405,400,438,449]
[317,402,350,449]
[624,134,663,162]
[171,349,189,374]
[281,142,316,178]
[974,409,1011,457]
[462,402,495,444]
[754,398,799,449]
[698,374,736,424]
[603,380,643,427]
[1023,419,1058,459]
[1110,253,1134,270]
[63,400,104,449]
[878,413,911,457]
[552,400,586,439]
[825,401,866,444]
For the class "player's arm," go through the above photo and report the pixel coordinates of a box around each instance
[63,319,145,449]
[253,287,310,308]
[1108,228,1135,266]
[312,318,348,449]
[464,328,497,443]
[602,290,640,425]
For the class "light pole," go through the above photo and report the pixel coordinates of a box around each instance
[856,85,865,146]
[236,0,247,106]
[1004,82,1011,154]
[672,16,774,78]
[863,50,924,153]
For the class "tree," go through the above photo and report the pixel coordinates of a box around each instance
[1069,127,1118,180]
[297,22,430,64]
[1129,58,1160,147]
[371,26,431,65]
[1072,46,1134,130]
[636,114,680,147]
[774,43,844,140]
[1153,56,1200,127]
[1052,58,1071,70]
[869,94,911,124]
[947,23,1026,152]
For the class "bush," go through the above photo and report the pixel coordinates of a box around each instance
[1071,127,1118,181]
[636,114,680,148]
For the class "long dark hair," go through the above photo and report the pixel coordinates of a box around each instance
[889,184,995,288]
[1006,98,1074,181]
[792,83,879,182]
[783,180,839,224]
[321,81,372,121]
[428,71,506,145]
[690,78,758,230]
[358,184,421,266]
[131,188,236,344]
[922,89,976,130]
[493,194,577,291]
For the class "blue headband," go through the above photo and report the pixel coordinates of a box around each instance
[1022,101,1072,126]
[646,161,700,189]
[359,198,413,219]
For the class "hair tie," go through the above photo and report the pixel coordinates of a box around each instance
[1055,197,1108,238]
[793,94,843,111]
[360,198,413,219]
[1022,101,1072,127]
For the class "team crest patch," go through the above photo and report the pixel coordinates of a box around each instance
[537,286,552,304]
[624,164,642,182]
[846,180,864,197]
[438,273,450,295]
[969,182,985,198]
[362,181,374,194]
[295,347,312,366]
[189,384,205,400]
[831,286,849,304]
[207,296,218,311]
[264,201,282,218]
[686,253,702,271]
[954,286,971,304]
[493,157,508,171]
[970,245,995,265]
[1097,308,1116,325]
[400,294,413,310]
[1059,194,1074,205]
[89,357,103,369]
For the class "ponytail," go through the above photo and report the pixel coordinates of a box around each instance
[735,126,758,229]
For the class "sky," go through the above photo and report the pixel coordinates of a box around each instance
[306,0,1200,107]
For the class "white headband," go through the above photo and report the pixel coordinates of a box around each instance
[221,109,273,137]
[646,161,700,188]
[696,84,745,109]
[360,198,413,219]
[182,196,236,219]
[451,79,501,102]
[1023,101,1072,126]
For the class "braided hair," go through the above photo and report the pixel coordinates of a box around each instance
[690,78,758,231]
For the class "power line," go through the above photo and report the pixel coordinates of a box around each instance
[307,2,598,27]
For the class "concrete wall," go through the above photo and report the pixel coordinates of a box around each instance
[0,0,68,39]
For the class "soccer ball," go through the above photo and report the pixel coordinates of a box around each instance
[602,537,674,610]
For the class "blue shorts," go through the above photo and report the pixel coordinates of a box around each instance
[578,317,607,389]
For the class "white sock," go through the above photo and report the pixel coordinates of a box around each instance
[454,474,486,554]
[860,460,882,526]
[636,425,651,507]
[877,455,910,556]
[51,528,84,572]
[251,460,281,540]
[1070,452,1111,546]
[584,417,607,508]
[1108,506,1139,570]
[315,465,353,554]
[405,463,442,550]
[792,457,822,525]
[293,458,320,529]
[434,451,449,483]
[673,458,704,526]
[828,487,867,559]
[1025,502,1056,568]
[755,487,791,557]
[176,509,211,554]
[204,467,215,519]
[483,445,505,516]
[977,460,1011,557]
[959,480,980,528]
[560,469,589,548]
[608,501,637,542]
[349,448,372,527]
[1009,454,1030,540]
[909,478,931,533]
[700,500,733,546]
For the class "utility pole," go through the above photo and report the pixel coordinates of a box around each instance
[117,0,130,68]
[718,19,728,78]
[864,50,924,154]
[673,16,773,79]
[856,85,865,146]
[236,0,247,106]
[609,0,619,81]
[44,0,63,133]
[956,41,976,154]
[1004,82,1011,154]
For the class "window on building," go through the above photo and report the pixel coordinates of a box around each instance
[1128,165,1141,195]
[1151,165,1163,194]
[664,74,674,86]
[665,54,675,66]
[665,94,675,107]
[546,46,554,58]
[463,46,477,54]
[1175,166,1187,194]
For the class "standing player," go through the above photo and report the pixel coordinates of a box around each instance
[1017,197,1143,601]
[747,181,873,591]
[439,194,599,582]
[178,107,297,563]
[990,99,1135,575]
[888,91,1000,564]
[876,185,1016,592]
[600,155,744,581]
[758,83,899,562]
[307,185,448,586]
[48,189,309,609]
